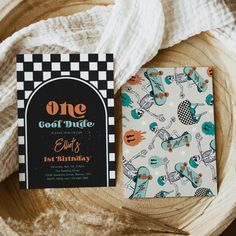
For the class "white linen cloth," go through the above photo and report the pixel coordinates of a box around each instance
[0,0,235,183]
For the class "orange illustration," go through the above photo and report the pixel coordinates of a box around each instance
[127,75,144,85]
[124,129,146,146]
[207,67,213,77]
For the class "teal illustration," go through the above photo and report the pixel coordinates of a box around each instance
[156,158,188,197]
[175,162,202,188]
[164,68,192,99]
[144,68,169,106]
[123,150,147,191]
[155,190,174,198]
[177,100,207,125]
[161,132,192,152]
[121,92,133,108]
[202,121,215,136]
[210,139,216,150]
[189,157,199,168]
[183,66,208,92]
[131,109,142,119]
[125,86,165,121]
[157,176,167,186]
[165,76,173,85]
[149,122,158,131]
[148,118,193,152]
[129,166,152,199]
[148,156,165,168]
[206,94,213,106]
[189,133,216,182]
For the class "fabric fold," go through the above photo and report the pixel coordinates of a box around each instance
[96,0,165,92]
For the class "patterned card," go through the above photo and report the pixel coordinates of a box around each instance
[17,54,115,189]
[122,67,217,198]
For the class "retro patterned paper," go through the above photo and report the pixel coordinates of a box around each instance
[122,67,217,198]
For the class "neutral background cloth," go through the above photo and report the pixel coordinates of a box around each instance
[0,0,236,235]
[0,1,236,233]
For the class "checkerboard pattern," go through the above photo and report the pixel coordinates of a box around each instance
[17,54,115,188]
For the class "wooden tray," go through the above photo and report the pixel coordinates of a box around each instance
[0,1,235,235]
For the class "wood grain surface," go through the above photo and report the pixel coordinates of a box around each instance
[0,0,235,235]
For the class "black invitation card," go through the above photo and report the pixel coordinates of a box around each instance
[17,54,115,189]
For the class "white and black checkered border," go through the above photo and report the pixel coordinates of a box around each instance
[17,54,115,188]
